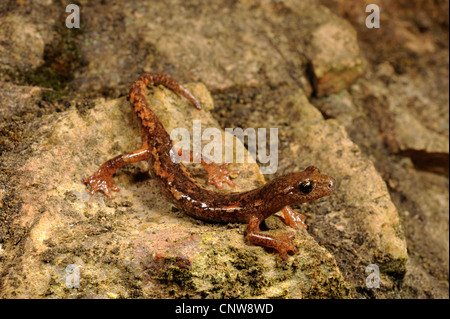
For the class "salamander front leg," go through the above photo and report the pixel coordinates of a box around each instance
[246,216,297,260]
[281,206,307,230]
[82,148,150,199]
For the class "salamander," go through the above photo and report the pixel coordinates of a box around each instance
[82,73,336,259]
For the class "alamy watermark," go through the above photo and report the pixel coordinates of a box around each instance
[365,264,380,289]
[170,121,279,174]
[366,4,380,29]
[65,4,80,29]
[66,3,380,30]
[65,264,80,289]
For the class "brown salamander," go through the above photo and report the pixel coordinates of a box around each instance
[83,73,336,259]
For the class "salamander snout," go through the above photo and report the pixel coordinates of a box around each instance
[304,166,335,192]
[328,177,336,192]
[299,167,336,199]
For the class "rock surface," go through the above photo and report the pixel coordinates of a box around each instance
[0,83,352,298]
[0,15,46,74]
[317,0,449,298]
[214,85,408,289]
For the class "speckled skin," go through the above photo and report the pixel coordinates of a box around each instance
[83,73,336,258]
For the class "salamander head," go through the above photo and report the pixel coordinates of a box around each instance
[264,166,335,214]
[295,165,335,200]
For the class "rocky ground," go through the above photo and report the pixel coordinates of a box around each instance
[0,0,448,298]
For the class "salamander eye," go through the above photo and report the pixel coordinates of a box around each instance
[299,180,314,194]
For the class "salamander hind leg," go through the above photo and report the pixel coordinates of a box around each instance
[204,162,240,190]
[245,216,297,260]
[176,148,240,189]
[83,148,150,199]
[82,171,119,199]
